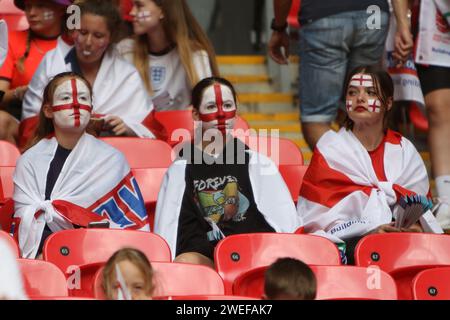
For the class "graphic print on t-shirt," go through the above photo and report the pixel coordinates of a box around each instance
[193,175,250,241]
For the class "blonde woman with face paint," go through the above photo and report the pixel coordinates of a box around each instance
[0,0,71,144]
[116,0,219,111]
[297,65,443,265]
[154,77,300,267]
[22,0,155,140]
[13,72,150,259]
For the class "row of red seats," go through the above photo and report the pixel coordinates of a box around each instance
[2,229,450,300]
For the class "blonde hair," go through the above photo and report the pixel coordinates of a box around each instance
[102,248,154,300]
[132,0,219,95]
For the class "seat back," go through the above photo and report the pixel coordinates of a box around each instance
[214,233,341,294]
[100,138,173,229]
[0,141,21,166]
[233,265,397,300]
[0,167,15,200]
[355,233,450,299]
[43,229,171,274]
[0,140,20,201]
[412,267,450,300]
[93,262,225,299]
[18,259,68,298]
[0,230,19,257]
[355,233,450,273]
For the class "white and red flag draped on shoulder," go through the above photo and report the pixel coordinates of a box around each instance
[13,133,150,258]
[297,128,442,243]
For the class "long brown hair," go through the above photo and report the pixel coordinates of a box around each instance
[102,248,154,300]
[29,72,92,149]
[132,0,219,95]
[342,65,394,131]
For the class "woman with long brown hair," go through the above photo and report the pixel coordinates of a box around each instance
[14,72,149,259]
[0,0,71,144]
[117,0,219,111]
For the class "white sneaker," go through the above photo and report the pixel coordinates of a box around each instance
[433,197,450,230]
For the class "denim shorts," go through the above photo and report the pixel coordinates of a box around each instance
[298,10,389,123]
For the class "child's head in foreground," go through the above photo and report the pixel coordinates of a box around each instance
[102,248,154,300]
[264,257,317,300]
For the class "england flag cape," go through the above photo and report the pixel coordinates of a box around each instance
[154,150,301,259]
[415,0,450,67]
[22,37,155,137]
[297,128,443,243]
[0,20,7,67]
[13,133,150,258]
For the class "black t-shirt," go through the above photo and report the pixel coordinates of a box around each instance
[175,138,275,259]
[299,0,389,25]
[38,144,72,254]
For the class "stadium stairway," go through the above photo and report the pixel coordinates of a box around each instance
[217,55,434,191]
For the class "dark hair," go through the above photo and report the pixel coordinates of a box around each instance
[28,71,92,149]
[191,77,238,110]
[264,258,317,300]
[342,65,394,130]
[74,0,124,43]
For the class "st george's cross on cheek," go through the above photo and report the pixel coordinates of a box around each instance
[367,99,381,113]
[350,74,374,87]
[198,83,237,134]
[346,100,353,112]
[52,78,93,130]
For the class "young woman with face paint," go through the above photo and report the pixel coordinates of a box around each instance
[13,72,150,259]
[297,65,443,265]
[116,0,219,111]
[154,77,301,267]
[0,0,71,144]
[22,0,155,139]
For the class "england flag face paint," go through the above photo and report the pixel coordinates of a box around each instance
[43,10,54,21]
[350,74,374,87]
[52,78,92,131]
[199,83,237,134]
[367,99,381,113]
[346,100,353,112]
[137,11,152,22]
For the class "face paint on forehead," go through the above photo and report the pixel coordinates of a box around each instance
[52,78,92,128]
[367,99,381,113]
[350,74,374,88]
[199,83,237,133]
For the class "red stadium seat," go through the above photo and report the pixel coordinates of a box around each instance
[43,229,171,297]
[0,0,29,31]
[214,233,341,294]
[93,262,225,299]
[0,229,19,257]
[355,233,450,300]
[163,295,259,300]
[100,137,173,229]
[0,140,20,203]
[235,134,305,200]
[0,140,21,166]
[409,102,429,132]
[0,198,15,233]
[18,259,68,298]
[233,265,397,300]
[412,267,450,300]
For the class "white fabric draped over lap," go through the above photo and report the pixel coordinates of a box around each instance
[297,129,443,243]
[22,37,155,137]
[13,133,149,258]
